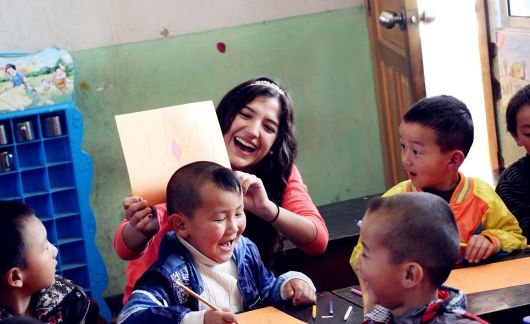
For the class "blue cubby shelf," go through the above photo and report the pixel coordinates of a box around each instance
[0,106,111,320]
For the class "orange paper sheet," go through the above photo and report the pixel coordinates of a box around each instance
[444,257,530,294]
[115,101,230,205]
[236,306,304,324]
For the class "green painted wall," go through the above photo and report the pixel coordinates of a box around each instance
[71,6,384,297]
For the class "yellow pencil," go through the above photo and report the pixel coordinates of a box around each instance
[175,281,239,323]
[312,304,317,320]
[460,242,468,247]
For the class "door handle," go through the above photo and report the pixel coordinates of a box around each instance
[378,10,406,30]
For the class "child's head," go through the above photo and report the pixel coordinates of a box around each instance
[216,76,297,178]
[399,95,473,190]
[0,200,58,294]
[506,84,530,154]
[5,64,16,75]
[166,161,245,263]
[355,192,459,311]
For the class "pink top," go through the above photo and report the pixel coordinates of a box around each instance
[114,164,328,303]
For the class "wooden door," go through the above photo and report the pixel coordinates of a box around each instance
[365,0,426,188]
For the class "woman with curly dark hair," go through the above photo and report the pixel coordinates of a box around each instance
[114,77,328,303]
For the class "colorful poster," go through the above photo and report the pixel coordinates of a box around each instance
[115,101,230,205]
[0,48,74,112]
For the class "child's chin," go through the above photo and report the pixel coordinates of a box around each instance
[214,251,235,263]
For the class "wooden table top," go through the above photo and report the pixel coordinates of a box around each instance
[463,249,530,317]
[331,249,530,322]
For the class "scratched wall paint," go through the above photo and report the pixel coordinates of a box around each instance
[69,7,383,297]
[0,0,363,52]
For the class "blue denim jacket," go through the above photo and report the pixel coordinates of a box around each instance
[118,233,294,323]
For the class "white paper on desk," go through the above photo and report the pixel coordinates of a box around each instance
[115,101,230,205]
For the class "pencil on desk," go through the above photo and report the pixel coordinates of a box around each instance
[460,242,468,248]
[175,281,240,323]
[175,281,221,311]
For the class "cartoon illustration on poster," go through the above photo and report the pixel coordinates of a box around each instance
[0,48,75,112]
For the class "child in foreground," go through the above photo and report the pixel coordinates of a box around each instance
[496,84,530,240]
[354,193,487,323]
[352,95,526,267]
[0,200,90,323]
[117,161,316,324]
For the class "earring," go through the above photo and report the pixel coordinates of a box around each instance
[269,150,273,155]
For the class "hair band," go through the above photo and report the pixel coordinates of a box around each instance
[248,80,285,97]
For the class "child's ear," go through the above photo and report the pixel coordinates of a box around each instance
[448,150,465,169]
[170,213,189,238]
[401,262,423,289]
[4,268,23,288]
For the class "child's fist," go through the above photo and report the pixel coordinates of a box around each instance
[203,308,237,324]
[283,279,316,306]
[464,234,497,263]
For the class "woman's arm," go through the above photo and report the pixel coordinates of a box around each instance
[114,197,160,260]
[236,165,328,254]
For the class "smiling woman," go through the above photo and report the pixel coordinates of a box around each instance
[113,76,329,303]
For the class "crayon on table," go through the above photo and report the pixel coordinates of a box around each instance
[343,305,353,321]
[329,300,333,315]
[351,287,363,297]
[312,304,317,320]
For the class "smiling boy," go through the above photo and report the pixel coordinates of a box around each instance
[355,193,487,323]
[118,161,316,324]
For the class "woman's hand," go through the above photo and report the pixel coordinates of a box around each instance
[122,196,159,238]
[235,171,277,221]
[283,279,316,306]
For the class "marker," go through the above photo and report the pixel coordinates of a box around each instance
[460,242,468,247]
[343,305,353,321]
[312,304,317,320]
[329,300,333,314]
[351,287,363,297]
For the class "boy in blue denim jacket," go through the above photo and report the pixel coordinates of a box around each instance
[118,161,316,324]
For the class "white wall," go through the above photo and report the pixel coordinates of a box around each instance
[420,0,494,184]
[0,0,362,52]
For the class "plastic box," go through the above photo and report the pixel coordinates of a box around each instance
[0,104,110,320]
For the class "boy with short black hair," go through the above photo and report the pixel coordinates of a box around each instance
[352,95,526,267]
[0,200,90,323]
[496,84,530,239]
[118,161,316,324]
[355,192,487,323]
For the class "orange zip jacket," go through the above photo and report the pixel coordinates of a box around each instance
[350,174,527,269]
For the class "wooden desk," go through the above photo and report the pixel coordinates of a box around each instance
[332,249,530,323]
[463,249,530,323]
[331,286,363,308]
[281,291,364,323]
[276,194,379,291]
